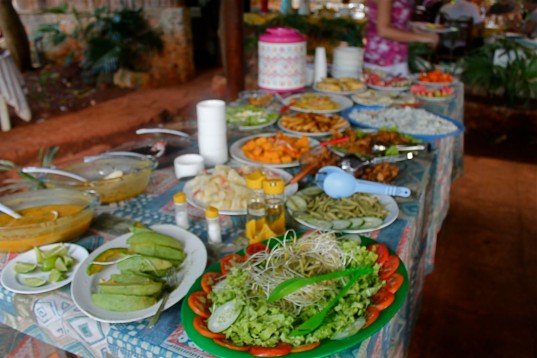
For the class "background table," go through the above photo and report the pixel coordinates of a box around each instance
[0,87,464,357]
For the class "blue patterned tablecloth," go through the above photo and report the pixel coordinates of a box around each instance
[0,86,464,358]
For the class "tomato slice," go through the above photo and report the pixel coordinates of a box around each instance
[245,243,269,257]
[220,253,245,275]
[379,255,400,280]
[187,291,211,318]
[193,316,225,339]
[367,244,388,265]
[250,343,292,357]
[363,306,380,329]
[201,272,223,294]
[214,339,251,351]
[290,341,320,353]
[385,272,404,293]
[372,288,395,311]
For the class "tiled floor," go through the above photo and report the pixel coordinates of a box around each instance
[408,155,537,357]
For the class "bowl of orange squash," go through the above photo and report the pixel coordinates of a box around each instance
[229,132,320,168]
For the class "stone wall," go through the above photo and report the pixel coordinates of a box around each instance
[13,1,194,87]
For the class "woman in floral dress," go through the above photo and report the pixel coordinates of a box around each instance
[364,0,440,77]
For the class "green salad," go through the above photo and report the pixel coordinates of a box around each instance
[207,232,383,347]
[226,105,279,127]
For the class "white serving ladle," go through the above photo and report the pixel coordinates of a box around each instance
[21,167,88,182]
[0,202,22,219]
[136,128,191,138]
[315,166,411,198]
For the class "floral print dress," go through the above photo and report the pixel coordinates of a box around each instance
[364,0,414,77]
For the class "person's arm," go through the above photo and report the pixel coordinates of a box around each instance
[376,0,439,46]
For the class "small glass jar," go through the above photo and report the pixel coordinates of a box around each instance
[263,179,286,236]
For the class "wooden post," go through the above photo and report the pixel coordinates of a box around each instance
[222,0,245,101]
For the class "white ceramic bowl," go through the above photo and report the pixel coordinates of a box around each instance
[174,154,205,179]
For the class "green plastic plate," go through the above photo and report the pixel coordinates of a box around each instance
[181,235,409,358]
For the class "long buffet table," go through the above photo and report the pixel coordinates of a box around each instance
[0,83,464,357]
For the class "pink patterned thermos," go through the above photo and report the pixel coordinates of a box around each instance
[258,27,306,93]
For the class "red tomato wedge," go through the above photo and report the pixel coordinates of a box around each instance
[363,307,380,329]
[214,339,251,351]
[367,243,389,265]
[245,243,269,257]
[372,288,395,311]
[193,316,225,339]
[385,273,404,293]
[379,255,400,280]
[220,253,245,275]
[290,341,320,353]
[250,343,292,357]
[187,291,211,318]
[201,272,222,294]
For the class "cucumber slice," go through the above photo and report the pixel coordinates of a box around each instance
[338,234,362,243]
[299,187,323,197]
[361,217,384,229]
[331,219,351,230]
[293,211,314,221]
[349,218,365,230]
[285,195,308,212]
[306,218,333,230]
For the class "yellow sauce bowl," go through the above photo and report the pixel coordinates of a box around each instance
[0,189,99,252]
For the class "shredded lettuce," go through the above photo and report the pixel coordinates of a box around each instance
[208,238,383,347]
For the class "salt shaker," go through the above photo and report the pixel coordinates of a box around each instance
[173,192,189,229]
[205,206,222,244]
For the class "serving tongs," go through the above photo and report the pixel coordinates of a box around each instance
[340,152,414,173]
[372,144,428,153]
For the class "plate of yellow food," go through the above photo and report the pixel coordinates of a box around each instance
[278,112,350,137]
[313,77,367,95]
[284,93,353,114]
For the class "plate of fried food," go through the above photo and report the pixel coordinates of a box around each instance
[277,112,350,137]
[284,93,353,114]
[313,77,367,95]
[328,128,421,157]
